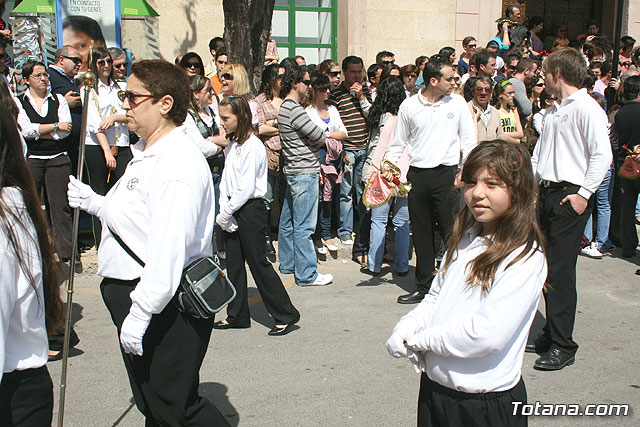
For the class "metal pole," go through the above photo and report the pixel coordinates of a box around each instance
[56,65,96,427]
[608,0,625,106]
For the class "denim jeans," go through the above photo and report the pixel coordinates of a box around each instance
[338,149,366,238]
[278,173,319,285]
[584,168,614,248]
[368,197,410,273]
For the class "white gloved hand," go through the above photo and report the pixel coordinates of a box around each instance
[216,208,238,232]
[386,318,419,358]
[404,329,430,353]
[120,302,152,356]
[67,175,104,216]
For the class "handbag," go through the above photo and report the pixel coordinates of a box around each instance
[618,145,640,180]
[108,226,236,319]
[265,144,280,175]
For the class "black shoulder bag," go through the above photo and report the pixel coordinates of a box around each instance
[108,226,236,319]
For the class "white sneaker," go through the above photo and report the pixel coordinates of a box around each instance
[580,242,602,259]
[310,273,333,286]
[339,235,354,245]
[315,245,328,255]
[324,240,339,252]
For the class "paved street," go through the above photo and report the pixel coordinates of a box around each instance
[48,244,639,426]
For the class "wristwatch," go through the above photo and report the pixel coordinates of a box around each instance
[53,122,59,131]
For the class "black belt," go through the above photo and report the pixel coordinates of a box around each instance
[540,180,576,189]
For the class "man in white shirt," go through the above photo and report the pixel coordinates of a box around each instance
[385,57,476,304]
[529,48,611,370]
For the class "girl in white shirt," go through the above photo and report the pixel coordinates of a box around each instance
[387,140,547,427]
[0,102,63,426]
[214,96,300,336]
[81,47,128,248]
[304,75,348,255]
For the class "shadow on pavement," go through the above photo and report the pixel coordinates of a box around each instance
[111,397,136,427]
[199,382,240,426]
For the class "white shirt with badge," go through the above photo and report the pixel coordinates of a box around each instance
[219,133,267,214]
[81,79,129,147]
[531,88,612,199]
[96,126,215,314]
[386,92,476,168]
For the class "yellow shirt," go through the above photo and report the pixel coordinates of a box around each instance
[499,109,518,134]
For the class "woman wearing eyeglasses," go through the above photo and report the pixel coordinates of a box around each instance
[219,63,259,129]
[16,60,74,264]
[81,47,129,248]
[67,59,229,426]
[304,74,348,256]
[178,52,205,77]
[318,59,341,89]
[400,64,419,97]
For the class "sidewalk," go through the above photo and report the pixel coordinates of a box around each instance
[48,246,639,426]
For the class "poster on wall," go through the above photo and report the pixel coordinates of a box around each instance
[55,0,121,71]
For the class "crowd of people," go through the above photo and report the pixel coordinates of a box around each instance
[2,3,640,426]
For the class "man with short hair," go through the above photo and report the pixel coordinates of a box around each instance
[485,40,500,56]
[593,60,612,96]
[385,57,476,304]
[376,50,395,66]
[109,47,128,81]
[529,48,612,370]
[505,53,521,79]
[204,36,225,78]
[367,63,384,98]
[330,56,372,251]
[509,57,537,121]
[49,45,82,171]
[278,63,333,286]
[468,76,502,142]
[474,49,497,79]
[294,55,306,66]
[210,48,228,94]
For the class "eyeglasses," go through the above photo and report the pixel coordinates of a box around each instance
[508,65,518,71]
[113,62,129,69]
[62,55,82,65]
[535,82,545,87]
[317,85,331,92]
[299,79,312,86]
[221,73,234,80]
[97,58,113,66]
[475,87,491,93]
[30,72,49,80]
[186,62,201,68]
[206,86,216,94]
[327,71,341,76]
[405,73,418,79]
[381,60,395,65]
[118,90,155,105]
[467,44,477,49]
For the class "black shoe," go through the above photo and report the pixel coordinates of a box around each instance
[534,347,575,371]
[525,334,551,354]
[266,237,276,256]
[268,322,296,336]
[360,266,380,276]
[212,320,251,330]
[397,291,425,304]
[397,270,408,277]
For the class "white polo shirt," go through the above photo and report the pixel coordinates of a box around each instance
[531,88,612,199]
[394,223,547,393]
[96,126,215,314]
[386,92,477,168]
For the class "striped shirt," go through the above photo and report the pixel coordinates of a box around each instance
[330,83,371,150]
[278,98,326,175]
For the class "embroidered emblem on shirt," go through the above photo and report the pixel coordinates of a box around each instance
[561,114,568,122]
[447,112,454,119]
[127,178,139,190]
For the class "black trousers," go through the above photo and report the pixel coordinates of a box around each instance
[223,198,300,326]
[619,176,640,256]
[538,184,593,354]
[407,165,458,293]
[100,278,230,427]
[27,155,73,259]
[0,365,53,427]
[418,373,527,427]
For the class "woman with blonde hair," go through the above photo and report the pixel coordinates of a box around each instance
[220,63,259,128]
[491,80,523,144]
[318,59,341,89]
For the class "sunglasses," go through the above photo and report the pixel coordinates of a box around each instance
[221,73,234,80]
[535,82,545,87]
[405,73,418,79]
[118,90,155,105]
[277,73,285,79]
[467,44,477,49]
[508,65,517,71]
[97,58,113,66]
[381,60,395,65]
[327,71,341,76]
[475,87,491,93]
[299,79,312,86]
[317,85,331,92]
[186,62,201,68]
[62,55,82,65]
[113,62,129,69]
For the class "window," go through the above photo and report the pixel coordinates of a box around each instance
[272,0,337,64]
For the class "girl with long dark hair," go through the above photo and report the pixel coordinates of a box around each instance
[0,101,64,426]
[361,77,410,275]
[387,141,547,427]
